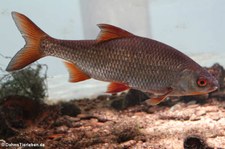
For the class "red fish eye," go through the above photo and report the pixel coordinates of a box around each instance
[197,77,207,87]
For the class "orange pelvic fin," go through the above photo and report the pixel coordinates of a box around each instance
[106,82,130,93]
[64,61,90,82]
[6,12,48,72]
[146,88,173,105]
[96,24,134,42]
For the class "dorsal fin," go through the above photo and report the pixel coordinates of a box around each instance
[96,24,134,42]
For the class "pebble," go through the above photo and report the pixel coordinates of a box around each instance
[73,122,83,127]
[134,112,146,116]
[147,106,163,114]
[190,115,201,121]
[187,100,197,105]
[208,112,221,121]
[92,128,100,133]
[0,139,6,144]
[55,125,69,134]
[170,103,183,112]
[205,106,219,112]
[195,110,206,116]
[64,116,80,122]
[90,121,105,127]
[119,140,136,148]
[77,113,88,119]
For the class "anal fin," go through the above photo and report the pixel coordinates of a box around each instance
[64,61,90,82]
[106,82,130,93]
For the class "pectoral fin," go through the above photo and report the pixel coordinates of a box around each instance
[146,88,173,105]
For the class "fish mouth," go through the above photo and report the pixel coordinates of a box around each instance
[208,86,218,92]
[190,86,218,96]
[208,79,219,92]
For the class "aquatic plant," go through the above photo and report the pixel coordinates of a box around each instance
[0,62,48,102]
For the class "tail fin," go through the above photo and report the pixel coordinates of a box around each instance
[6,12,47,71]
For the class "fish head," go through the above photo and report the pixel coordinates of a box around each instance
[172,68,219,96]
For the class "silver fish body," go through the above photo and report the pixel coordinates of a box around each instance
[6,12,219,105]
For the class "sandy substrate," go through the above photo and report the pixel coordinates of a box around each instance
[0,93,225,149]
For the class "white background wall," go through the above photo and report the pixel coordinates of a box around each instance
[1,0,225,75]
[0,0,224,100]
[0,0,83,76]
[148,0,225,67]
[80,0,150,38]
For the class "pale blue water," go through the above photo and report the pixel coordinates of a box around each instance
[0,0,224,100]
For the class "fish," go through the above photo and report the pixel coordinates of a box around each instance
[6,12,219,105]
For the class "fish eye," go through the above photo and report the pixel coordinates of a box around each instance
[197,77,207,87]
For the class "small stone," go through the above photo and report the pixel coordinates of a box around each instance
[187,104,199,108]
[205,106,218,112]
[52,116,74,128]
[208,112,221,121]
[103,143,109,147]
[190,115,201,121]
[170,103,183,112]
[0,139,6,144]
[90,121,104,127]
[195,110,206,116]
[92,128,100,133]
[55,125,69,134]
[119,140,136,148]
[147,106,163,114]
[48,133,64,140]
[134,112,146,116]
[187,100,197,105]
[90,118,98,123]
[73,122,83,127]
[77,113,92,119]
[60,102,81,117]
[77,113,87,118]
[70,117,80,122]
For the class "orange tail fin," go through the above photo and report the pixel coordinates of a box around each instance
[6,12,48,71]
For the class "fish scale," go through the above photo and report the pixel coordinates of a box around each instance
[41,37,188,91]
[6,12,218,105]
